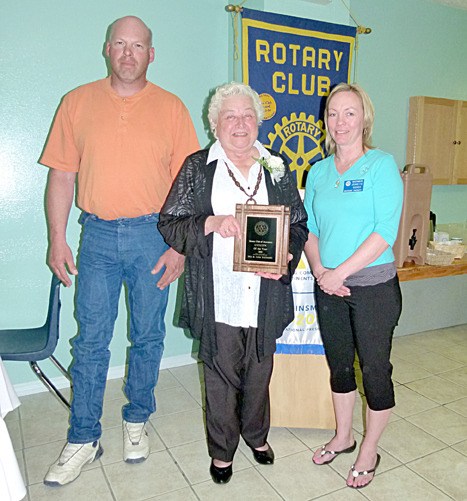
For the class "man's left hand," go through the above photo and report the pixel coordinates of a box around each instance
[151,247,185,290]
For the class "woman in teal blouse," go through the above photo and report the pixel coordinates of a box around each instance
[304,83,403,489]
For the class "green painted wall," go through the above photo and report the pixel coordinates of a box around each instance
[2,0,466,385]
[1,0,230,384]
[353,0,467,223]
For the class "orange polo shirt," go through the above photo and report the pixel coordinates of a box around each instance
[40,77,199,220]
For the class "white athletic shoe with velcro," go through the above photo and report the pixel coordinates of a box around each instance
[44,440,103,486]
[123,420,150,463]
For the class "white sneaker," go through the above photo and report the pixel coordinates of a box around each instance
[123,420,150,463]
[44,440,103,486]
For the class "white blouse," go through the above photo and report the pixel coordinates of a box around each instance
[207,140,270,328]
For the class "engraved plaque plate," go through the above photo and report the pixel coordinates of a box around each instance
[233,204,290,275]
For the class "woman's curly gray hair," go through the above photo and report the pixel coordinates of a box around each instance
[208,82,264,135]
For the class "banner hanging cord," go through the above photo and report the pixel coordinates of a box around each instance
[225,1,369,83]
[226,2,247,81]
[339,0,372,83]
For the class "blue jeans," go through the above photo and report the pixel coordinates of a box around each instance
[68,212,169,443]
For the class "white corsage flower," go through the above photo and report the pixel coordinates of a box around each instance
[256,155,285,185]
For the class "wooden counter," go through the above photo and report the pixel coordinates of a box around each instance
[270,354,335,429]
[270,255,466,431]
[397,255,467,282]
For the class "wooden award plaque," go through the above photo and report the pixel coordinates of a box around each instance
[233,204,290,275]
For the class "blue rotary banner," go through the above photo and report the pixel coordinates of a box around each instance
[242,9,356,355]
[242,8,356,189]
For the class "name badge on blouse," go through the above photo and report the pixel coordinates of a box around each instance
[343,179,364,192]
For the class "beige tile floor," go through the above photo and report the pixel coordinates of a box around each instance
[5,324,467,501]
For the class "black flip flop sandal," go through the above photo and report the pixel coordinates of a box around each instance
[313,440,357,465]
[349,453,381,489]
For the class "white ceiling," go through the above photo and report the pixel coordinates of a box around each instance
[433,0,467,9]
[303,0,467,9]
[305,0,467,8]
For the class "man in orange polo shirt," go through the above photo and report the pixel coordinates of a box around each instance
[40,16,199,486]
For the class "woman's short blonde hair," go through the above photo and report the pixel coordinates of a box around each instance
[208,82,264,135]
[324,82,375,155]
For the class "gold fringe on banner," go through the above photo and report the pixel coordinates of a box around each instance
[225,3,246,81]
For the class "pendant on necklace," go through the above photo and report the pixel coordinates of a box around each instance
[334,178,341,188]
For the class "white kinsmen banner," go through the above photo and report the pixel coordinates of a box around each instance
[276,254,324,355]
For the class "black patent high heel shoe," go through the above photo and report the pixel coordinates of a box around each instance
[209,460,233,484]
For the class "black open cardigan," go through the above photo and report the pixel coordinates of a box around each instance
[158,148,308,367]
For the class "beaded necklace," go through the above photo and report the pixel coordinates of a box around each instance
[224,161,262,204]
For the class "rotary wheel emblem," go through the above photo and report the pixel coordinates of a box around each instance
[266,112,326,188]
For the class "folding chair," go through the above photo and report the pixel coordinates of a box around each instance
[0,274,71,409]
